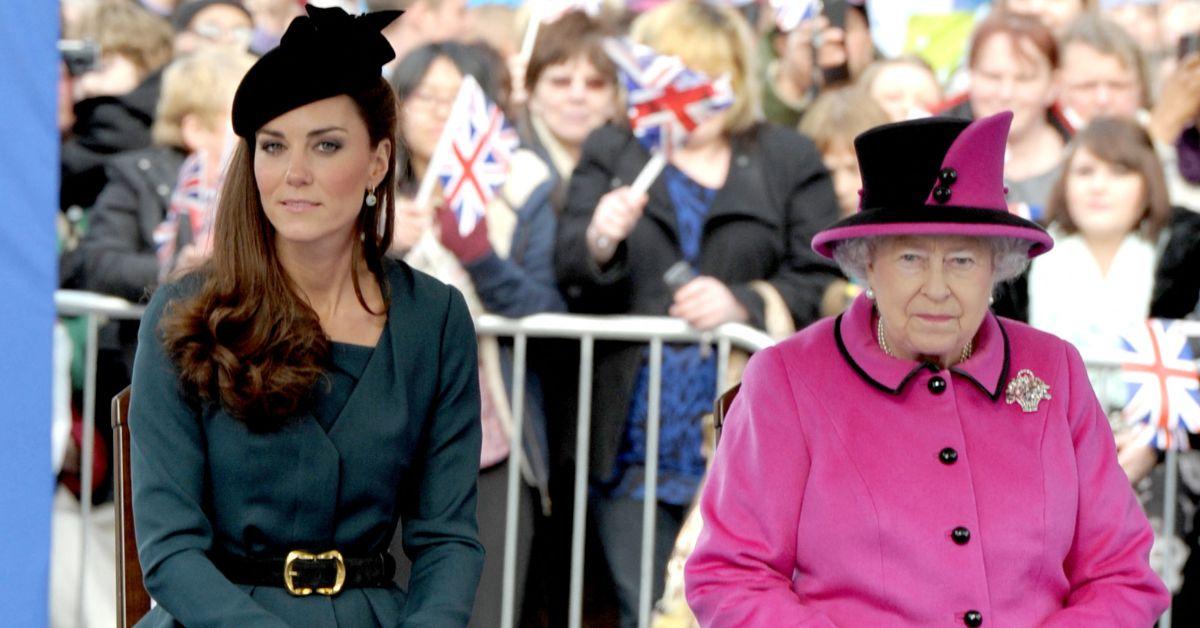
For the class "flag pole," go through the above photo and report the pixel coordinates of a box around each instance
[414,76,477,208]
[519,0,543,61]
[630,152,667,197]
[1161,444,1178,628]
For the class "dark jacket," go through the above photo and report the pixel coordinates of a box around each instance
[130,260,485,627]
[80,145,185,302]
[554,122,840,481]
[61,69,163,212]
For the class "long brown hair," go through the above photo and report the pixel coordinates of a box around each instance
[160,77,399,429]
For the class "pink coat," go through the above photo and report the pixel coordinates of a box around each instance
[685,294,1169,626]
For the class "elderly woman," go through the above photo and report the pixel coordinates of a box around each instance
[684,111,1170,626]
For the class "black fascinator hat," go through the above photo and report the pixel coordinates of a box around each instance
[231,4,401,139]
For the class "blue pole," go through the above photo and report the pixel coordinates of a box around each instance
[0,1,60,624]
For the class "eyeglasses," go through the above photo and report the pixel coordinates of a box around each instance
[406,89,458,114]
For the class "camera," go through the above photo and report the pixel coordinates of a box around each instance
[59,39,100,77]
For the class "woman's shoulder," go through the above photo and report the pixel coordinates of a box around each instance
[384,258,466,316]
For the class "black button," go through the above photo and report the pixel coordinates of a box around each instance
[939,167,958,186]
[928,376,946,394]
[964,610,982,626]
[939,447,958,464]
[932,185,952,204]
[951,527,971,545]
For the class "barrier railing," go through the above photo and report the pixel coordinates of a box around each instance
[472,313,775,628]
[53,290,1187,628]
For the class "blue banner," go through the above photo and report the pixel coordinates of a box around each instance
[0,1,58,624]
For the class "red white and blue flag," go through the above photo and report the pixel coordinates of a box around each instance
[428,75,519,236]
[154,151,216,279]
[603,37,734,156]
[770,0,822,33]
[1118,319,1200,450]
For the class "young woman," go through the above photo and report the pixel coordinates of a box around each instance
[128,7,484,626]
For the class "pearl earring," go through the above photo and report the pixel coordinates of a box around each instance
[365,189,377,207]
[865,287,875,300]
[988,295,995,306]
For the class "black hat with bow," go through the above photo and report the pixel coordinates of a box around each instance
[231,4,401,139]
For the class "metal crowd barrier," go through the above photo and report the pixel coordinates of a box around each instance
[54,289,1190,628]
[473,313,775,628]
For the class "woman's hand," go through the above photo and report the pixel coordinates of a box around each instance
[436,206,491,263]
[1149,55,1200,143]
[1115,429,1159,485]
[390,196,433,257]
[669,276,749,331]
[586,186,647,266]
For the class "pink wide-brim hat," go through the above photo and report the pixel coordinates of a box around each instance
[811,111,1054,259]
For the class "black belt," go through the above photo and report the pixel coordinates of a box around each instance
[212,549,396,596]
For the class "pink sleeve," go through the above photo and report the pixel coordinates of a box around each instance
[684,348,837,627]
[1040,344,1170,627]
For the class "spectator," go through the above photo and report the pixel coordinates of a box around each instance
[859,55,942,122]
[966,11,1067,215]
[1002,0,1090,34]
[389,40,564,628]
[81,49,252,305]
[61,0,174,212]
[375,0,472,72]
[761,18,819,127]
[1058,12,1149,129]
[1029,117,1200,349]
[521,10,620,212]
[170,0,255,55]
[1148,52,1200,211]
[555,1,840,624]
[798,86,889,220]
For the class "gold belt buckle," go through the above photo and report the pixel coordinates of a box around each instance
[284,550,346,597]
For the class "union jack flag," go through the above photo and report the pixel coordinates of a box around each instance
[770,0,822,33]
[603,38,734,156]
[536,0,602,24]
[154,151,217,279]
[1118,319,1200,450]
[429,74,519,236]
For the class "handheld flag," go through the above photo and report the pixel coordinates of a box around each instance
[1118,319,1200,450]
[420,74,519,236]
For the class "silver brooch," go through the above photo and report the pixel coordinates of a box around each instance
[1005,369,1052,413]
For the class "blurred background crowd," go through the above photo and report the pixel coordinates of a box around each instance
[50,0,1200,626]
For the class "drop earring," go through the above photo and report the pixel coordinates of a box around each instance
[365,188,378,207]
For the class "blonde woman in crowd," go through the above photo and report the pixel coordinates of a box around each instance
[555,2,840,624]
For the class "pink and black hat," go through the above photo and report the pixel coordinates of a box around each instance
[811,111,1054,259]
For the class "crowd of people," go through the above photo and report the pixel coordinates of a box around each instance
[51,0,1200,626]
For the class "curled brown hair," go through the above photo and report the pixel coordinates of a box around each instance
[160,78,399,429]
[1045,116,1170,241]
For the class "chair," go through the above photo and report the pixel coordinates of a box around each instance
[112,387,150,626]
[712,383,740,448]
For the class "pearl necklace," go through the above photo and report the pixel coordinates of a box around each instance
[877,317,973,363]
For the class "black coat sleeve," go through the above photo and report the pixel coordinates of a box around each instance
[1151,207,1200,319]
[554,126,636,314]
[742,127,841,329]
[80,157,165,302]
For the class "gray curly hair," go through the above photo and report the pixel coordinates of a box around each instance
[831,236,1031,288]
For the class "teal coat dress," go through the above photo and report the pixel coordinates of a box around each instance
[129,260,484,627]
